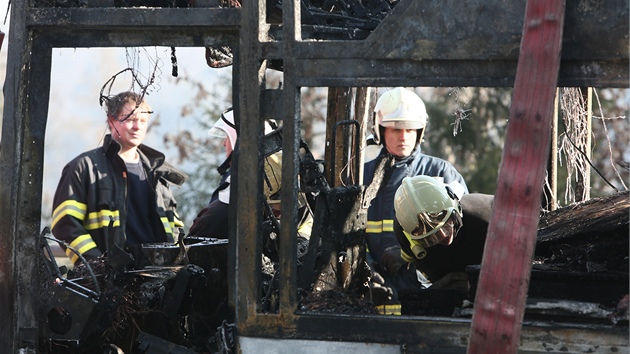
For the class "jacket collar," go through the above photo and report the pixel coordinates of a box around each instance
[377,145,421,166]
[102,134,187,186]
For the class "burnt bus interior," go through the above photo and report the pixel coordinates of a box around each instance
[0,0,628,353]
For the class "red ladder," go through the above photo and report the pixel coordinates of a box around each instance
[467,1,566,353]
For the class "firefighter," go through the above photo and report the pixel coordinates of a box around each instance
[51,91,187,268]
[259,151,313,263]
[363,87,468,305]
[188,107,237,238]
[188,112,313,252]
[393,175,493,284]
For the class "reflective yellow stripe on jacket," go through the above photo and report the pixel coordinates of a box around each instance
[297,217,313,237]
[67,234,98,264]
[84,210,120,230]
[52,200,87,226]
[366,219,394,234]
[52,200,118,263]
[161,216,175,240]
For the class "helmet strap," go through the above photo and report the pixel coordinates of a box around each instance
[377,125,386,145]
[402,230,427,260]
[452,211,463,238]
[416,128,425,145]
[217,153,232,176]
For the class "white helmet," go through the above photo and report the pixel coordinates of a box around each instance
[372,87,428,145]
[394,176,462,249]
[209,107,237,150]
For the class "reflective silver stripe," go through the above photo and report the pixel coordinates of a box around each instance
[52,200,87,228]
[366,219,394,233]
[84,210,120,230]
[66,234,98,264]
[161,216,173,235]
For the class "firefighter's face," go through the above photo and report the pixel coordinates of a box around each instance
[223,137,233,158]
[435,219,455,246]
[383,127,417,157]
[110,101,150,150]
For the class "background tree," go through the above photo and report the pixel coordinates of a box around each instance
[582,88,628,197]
[422,87,511,194]
[162,74,233,228]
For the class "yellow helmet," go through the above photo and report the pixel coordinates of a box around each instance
[373,87,428,144]
[263,151,282,200]
[394,176,462,248]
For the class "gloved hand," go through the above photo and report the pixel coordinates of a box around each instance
[380,245,407,277]
[369,266,393,305]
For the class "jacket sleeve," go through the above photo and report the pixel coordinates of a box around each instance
[188,200,229,238]
[439,162,469,194]
[51,160,102,264]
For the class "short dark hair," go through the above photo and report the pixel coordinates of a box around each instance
[104,91,147,119]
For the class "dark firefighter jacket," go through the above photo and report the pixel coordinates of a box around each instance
[394,193,494,283]
[51,134,187,265]
[363,147,469,267]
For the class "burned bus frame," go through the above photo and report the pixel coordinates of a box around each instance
[0,0,628,352]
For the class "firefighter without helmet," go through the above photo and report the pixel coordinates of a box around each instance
[372,87,428,145]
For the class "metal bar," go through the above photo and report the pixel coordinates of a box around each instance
[292,58,628,88]
[277,0,300,318]
[27,8,241,28]
[34,28,238,48]
[236,312,628,352]
[0,0,47,350]
[234,0,265,326]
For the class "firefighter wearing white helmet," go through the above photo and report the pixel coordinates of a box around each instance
[363,87,469,305]
[392,175,494,284]
[372,86,428,150]
[189,107,237,237]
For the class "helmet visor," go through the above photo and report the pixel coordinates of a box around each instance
[410,210,453,247]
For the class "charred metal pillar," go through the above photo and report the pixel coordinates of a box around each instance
[0,1,53,351]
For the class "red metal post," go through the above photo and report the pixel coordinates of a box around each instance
[467,1,566,353]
